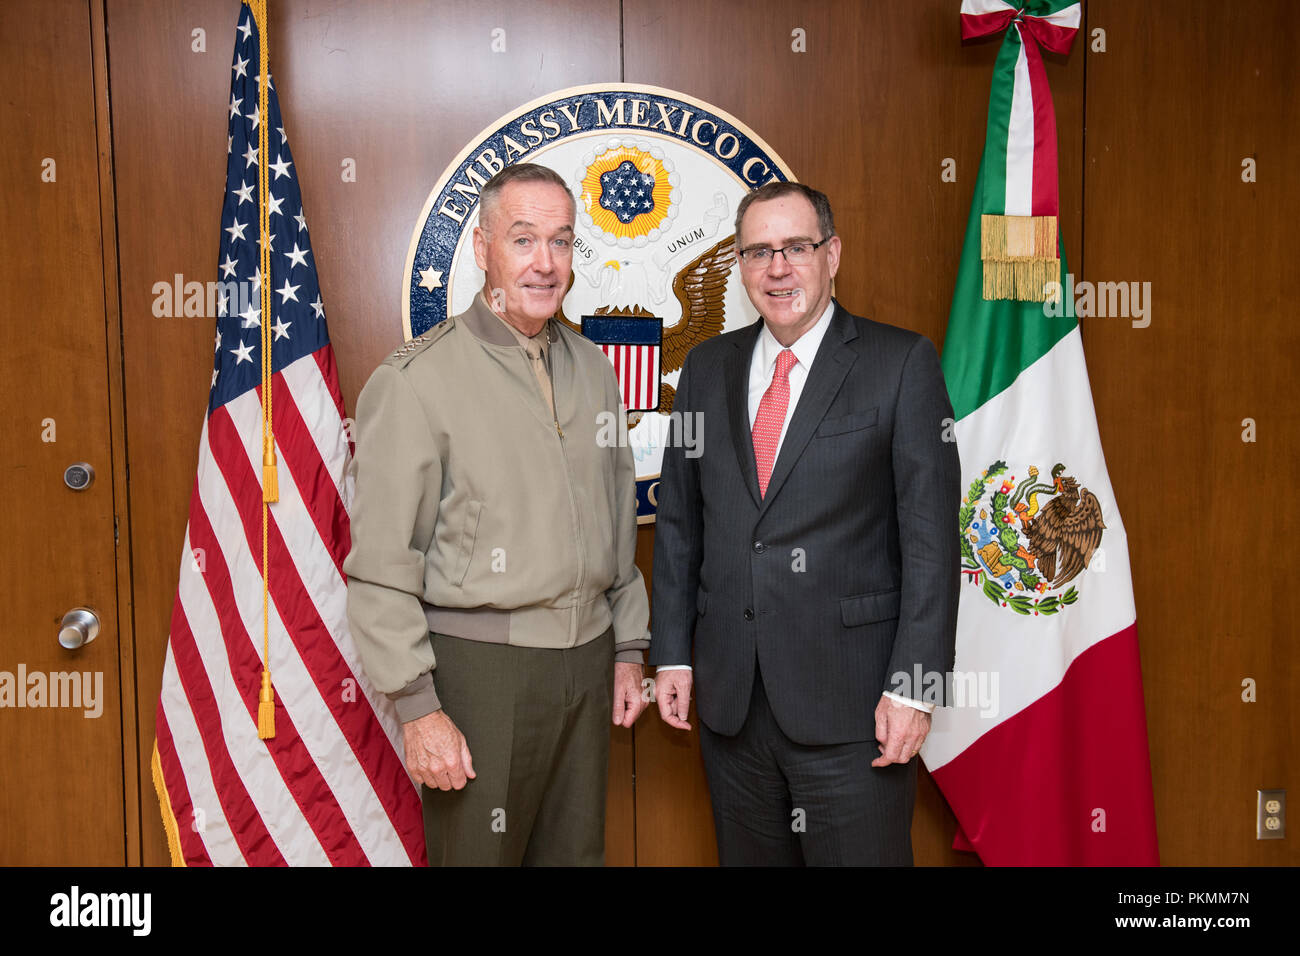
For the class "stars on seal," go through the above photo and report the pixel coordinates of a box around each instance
[599,160,656,225]
[418,267,444,292]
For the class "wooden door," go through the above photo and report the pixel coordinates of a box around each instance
[0,0,128,865]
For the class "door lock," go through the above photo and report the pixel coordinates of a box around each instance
[64,463,95,491]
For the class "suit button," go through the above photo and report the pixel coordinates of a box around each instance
[752,541,765,554]
[743,608,754,621]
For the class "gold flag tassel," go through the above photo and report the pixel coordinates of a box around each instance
[253,0,276,739]
[980,214,1060,303]
[262,439,279,503]
[257,668,276,739]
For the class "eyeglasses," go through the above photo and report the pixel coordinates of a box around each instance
[737,238,832,267]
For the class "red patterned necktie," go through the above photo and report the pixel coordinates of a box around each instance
[752,348,797,498]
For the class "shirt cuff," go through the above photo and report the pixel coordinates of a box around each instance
[614,649,645,665]
[882,690,934,714]
[386,671,442,723]
[655,664,692,672]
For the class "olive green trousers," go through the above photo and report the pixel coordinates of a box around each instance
[421,628,614,866]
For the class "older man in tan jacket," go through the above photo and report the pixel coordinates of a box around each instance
[345,163,649,865]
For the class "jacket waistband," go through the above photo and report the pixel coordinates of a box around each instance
[423,596,613,650]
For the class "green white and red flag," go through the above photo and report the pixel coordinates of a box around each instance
[921,0,1160,865]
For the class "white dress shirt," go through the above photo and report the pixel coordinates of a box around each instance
[746,300,836,451]
[659,303,931,715]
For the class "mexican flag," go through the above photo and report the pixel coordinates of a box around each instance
[921,0,1160,865]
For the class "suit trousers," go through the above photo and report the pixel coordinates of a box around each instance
[420,628,614,866]
[698,664,917,866]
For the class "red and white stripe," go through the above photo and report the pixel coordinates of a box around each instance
[155,346,426,866]
[600,343,660,411]
[960,0,1081,52]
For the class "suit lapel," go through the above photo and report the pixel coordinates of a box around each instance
[759,304,859,516]
[725,322,763,507]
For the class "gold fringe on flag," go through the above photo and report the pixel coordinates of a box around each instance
[980,214,1060,302]
[152,742,188,867]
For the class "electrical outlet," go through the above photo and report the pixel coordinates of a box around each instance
[1257,789,1285,840]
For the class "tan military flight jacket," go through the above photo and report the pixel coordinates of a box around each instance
[344,294,650,722]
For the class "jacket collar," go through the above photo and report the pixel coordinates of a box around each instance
[460,291,560,349]
[457,292,569,428]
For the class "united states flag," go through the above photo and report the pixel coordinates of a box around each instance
[151,3,425,866]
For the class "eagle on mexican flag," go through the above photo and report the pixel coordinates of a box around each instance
[921,0,1160,865]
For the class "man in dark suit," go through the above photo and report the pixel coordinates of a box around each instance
[650,181,960,865]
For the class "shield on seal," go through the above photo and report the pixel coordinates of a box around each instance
[581,312,662,413]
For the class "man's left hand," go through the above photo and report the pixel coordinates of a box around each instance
[871,694,930,767]
[612,661,648,727]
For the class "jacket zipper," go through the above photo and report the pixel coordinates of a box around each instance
[551,373,585,646]
[526,346,585,645]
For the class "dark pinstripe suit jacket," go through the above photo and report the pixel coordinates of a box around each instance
[649,302,961,745]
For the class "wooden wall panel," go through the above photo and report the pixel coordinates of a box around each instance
[624,0,1083,355]
[108,0,625,866]
[65,0,1295,867]
[272,0,625,401]
[108,0,249,869]
[0,0,127,866]
[268,0,633,863]
[624,0,1084,867]
[1083,0,1299,865]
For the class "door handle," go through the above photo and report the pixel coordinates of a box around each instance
[59,607,100,649]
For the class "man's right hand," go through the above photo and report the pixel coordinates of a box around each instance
[402,710,475,791]
[654,669,693,731]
